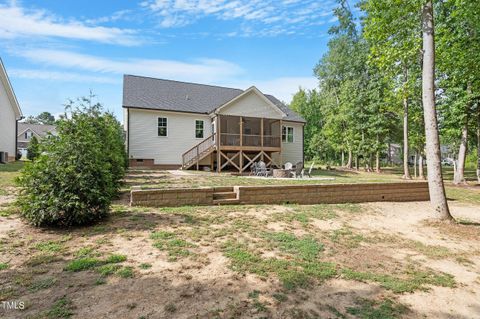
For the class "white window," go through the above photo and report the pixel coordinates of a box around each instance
[158,117,167,137]
[24,131,33,139]
[282,126,294,143]
[195,120,204,139]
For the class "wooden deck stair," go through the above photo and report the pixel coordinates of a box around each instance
[182,134,215,170]
[212,187,239,205]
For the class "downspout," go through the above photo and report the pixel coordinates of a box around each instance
[15,116,24,160]
[127,108,130,164]
[302,124,305,164]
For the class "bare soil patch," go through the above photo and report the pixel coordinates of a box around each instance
[0,199,479,319]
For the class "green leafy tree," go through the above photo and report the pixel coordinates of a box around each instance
[17,96,127,227]
[436,0,480,184]
[36,112,56,125]
[361,0,422,178]
[26,136,40,161]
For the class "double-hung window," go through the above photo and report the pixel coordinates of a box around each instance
[282,126,294,143]
[158,117,167,137]
[195,120,204,139]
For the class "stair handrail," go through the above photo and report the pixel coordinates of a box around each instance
[182,133,215,168]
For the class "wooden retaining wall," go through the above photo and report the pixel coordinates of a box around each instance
[130,182,429,207]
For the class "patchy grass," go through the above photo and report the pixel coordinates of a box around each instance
[116,266,134,278]
[346,298,408,319]
[45,296,74,318]
[263,231,323,261]
[0,206,18,217]
[446,187,480,205]
[342,267,455,293]
[0,262,9,270]
[25,253,61,267]
[64,257,103,272]
[329,227,366,248]
[64,253,127,272]
[150,231,196,261]
[28,277,56,292]
[223,241,336,290]
[35,240,64,253]
[96,264,122,277]
[139,263,152,269]
[0,161,24,172]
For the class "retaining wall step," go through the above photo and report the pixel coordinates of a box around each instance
[213,198,240,205]
[213,192,237,200]
[213,186,234,193]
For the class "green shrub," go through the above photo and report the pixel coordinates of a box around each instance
[17,97,127,227]
[26,136,40,161]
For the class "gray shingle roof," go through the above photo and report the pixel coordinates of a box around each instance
[123,75,305,123]
[18,123,56,137]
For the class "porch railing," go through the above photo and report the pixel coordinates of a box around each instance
[182,133,215,168]
[219,133,281,148]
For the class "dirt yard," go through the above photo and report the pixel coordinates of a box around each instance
[1,185,480,318]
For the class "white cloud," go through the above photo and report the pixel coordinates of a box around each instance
[142,0,338,36]
[8,69,119,84]
[13,47,316,102]
[0,3,140,45]
[224,76,318,103]
[16,48,244,83]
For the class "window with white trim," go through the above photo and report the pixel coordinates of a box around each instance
[195,120,204,139]
[158,117,167,137]
[282,126,294,143]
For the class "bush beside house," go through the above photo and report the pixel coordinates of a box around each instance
[17,98,127,227]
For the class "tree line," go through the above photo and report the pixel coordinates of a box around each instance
[291,0,480,186]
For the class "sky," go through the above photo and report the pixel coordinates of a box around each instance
[0,0,358,120]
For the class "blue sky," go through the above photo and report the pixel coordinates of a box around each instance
[0,0,357,120]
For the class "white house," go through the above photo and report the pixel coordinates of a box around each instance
[123,75,305,172]
[0,58,22,163]
[17,123,56,158]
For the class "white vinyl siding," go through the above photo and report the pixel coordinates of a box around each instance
[0,78,17,158]
[282,126,294,143]
[128,109,212,165]
[218,90,283,119]
[273,121,304,165]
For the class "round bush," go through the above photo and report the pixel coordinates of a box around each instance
[16,99,127,227]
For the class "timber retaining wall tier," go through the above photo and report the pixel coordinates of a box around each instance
[130,182,429,207]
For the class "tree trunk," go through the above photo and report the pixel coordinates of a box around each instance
[414,151,418,178]
[376,151,381,173]
[341,151,345,167]
[403,68,411,179]
[477,106,480,183]
[421,0,452,220]
[453,119,468,184]
[387,142,392,166]
[419,153,425,179]
[355,155,358,170]
[347,149,352,169]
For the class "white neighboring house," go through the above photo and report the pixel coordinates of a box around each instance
[123,75,306,172]
[17,123,57,158]
[0,58,23,163]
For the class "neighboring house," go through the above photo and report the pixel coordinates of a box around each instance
[0,58,23,162]
[17,123,56,158]
[123,75,306,172]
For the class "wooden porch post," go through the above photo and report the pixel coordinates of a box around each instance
[217,115,221,172]
[239,116,243,173]
[196,146,199,170]
[261,118,264,148]
[279,119,283,167]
